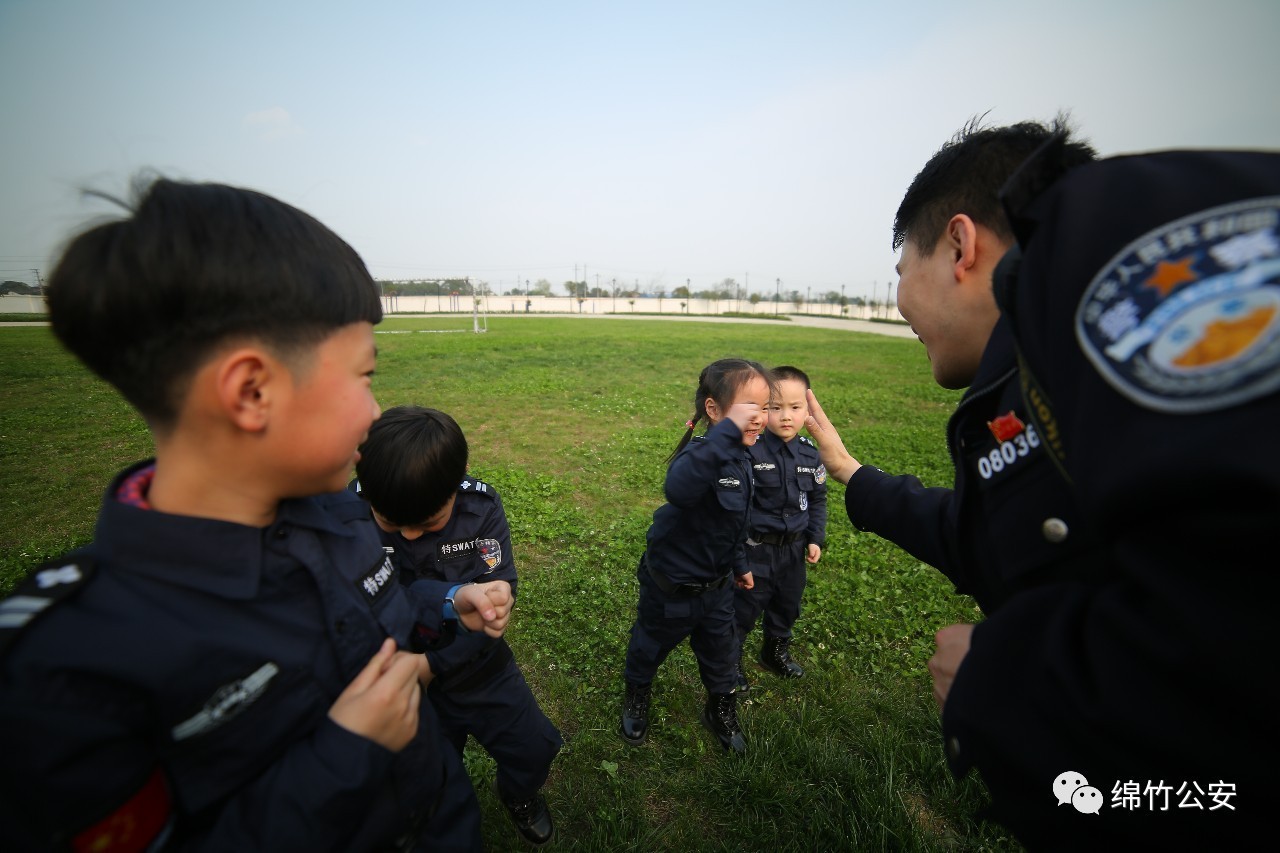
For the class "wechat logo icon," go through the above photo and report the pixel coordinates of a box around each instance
[1054,770,1102,815]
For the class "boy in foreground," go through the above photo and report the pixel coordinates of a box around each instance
[352,405,563,847]
[0,178,511,851]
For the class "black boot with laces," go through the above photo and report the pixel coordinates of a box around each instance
[620,681,651,745]
[493,779,555,846]
[701,691,746,754]
[760,636,804,678]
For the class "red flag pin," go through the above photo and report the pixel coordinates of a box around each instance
[988,411,1025,443]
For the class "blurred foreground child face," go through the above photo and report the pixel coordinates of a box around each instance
[269,321,381,496]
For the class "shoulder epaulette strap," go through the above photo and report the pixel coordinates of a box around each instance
[798,435,815,447]
[458,477,498,499]
[0,555,96,655]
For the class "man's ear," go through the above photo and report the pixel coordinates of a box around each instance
[214,348,276,432]
[946,213,980,282]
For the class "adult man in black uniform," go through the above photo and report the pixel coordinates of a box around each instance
[808,121,1279,845]
[810,117,1101,613]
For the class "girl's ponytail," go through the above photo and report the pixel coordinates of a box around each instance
[666,411,702,465]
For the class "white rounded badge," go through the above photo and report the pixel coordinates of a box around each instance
[1076,197,1280,413]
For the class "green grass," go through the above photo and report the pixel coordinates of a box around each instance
[0,318,1018,851]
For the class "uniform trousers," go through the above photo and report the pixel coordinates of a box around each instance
[734,539,807,647]
[429,658,563,802]
[623,556,737,694]
[407,733,482,853]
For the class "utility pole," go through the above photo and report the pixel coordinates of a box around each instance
[32,268,44,298]
[775,278,780,316]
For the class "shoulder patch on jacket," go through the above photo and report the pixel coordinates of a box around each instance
[1077,195,1280,413]
[0,556,96,655]
[459,477,499,500]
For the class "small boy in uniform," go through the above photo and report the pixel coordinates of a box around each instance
[0,178,512,852]
[734,365,828,689]
[352,406,563,847]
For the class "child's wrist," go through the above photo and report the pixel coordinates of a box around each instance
[443,582,474,632]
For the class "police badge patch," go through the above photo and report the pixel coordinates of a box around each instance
[476,538,502,572]
[1076,197,1280,413]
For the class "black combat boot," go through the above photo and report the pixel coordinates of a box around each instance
[759,636,804,678]
[701,691,747,754]
[734,656,751,694]
[620,681,651,745]
[493,779,555,847]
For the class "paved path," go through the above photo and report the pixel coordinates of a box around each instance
[391,311,920,339]
[1,313,917,339]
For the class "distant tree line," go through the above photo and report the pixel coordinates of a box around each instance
[370,276,886,314]
[1,281,40,296]
[375,278,477,297]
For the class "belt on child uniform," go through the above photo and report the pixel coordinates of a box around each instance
[644,555,732,597]
[747,531,802,546]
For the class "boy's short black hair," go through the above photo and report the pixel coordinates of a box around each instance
[892,114,1098,255]
[770,365,810,388]
[45,175,383,429]
[356,406,468,526]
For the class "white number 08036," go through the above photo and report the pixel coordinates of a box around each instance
[976,424,1041,480]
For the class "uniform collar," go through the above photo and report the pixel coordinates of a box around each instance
[759,429,794,456]
[963,315,1019,401]
[93,460,355,599]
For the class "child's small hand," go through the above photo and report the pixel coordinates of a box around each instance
[454,581,513,637]
[806,544,822,565]
[328,638,424,753]
[725,401,765,442]
[735,571,754,590]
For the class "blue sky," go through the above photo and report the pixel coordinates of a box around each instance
[2,0,1278,303]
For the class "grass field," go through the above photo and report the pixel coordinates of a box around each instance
[0,317,1019,851]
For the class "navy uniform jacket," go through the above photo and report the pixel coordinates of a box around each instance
[350,476,516,687]
[843,315,1096,612]
[0,462,466,852]
[946,147,1280,846]
[748,430,828,550]
[646,418,754,586]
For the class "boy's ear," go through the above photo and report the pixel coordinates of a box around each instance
[214,348,277,432]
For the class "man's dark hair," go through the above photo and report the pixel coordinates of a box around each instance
[356,406,468,526]
[45,175,383,428]
[892,114,1097,254]
[770,365,810,388]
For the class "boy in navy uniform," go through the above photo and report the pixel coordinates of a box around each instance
[352,406,562,847]
[733,366,827,690]
[0,178,512,852]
